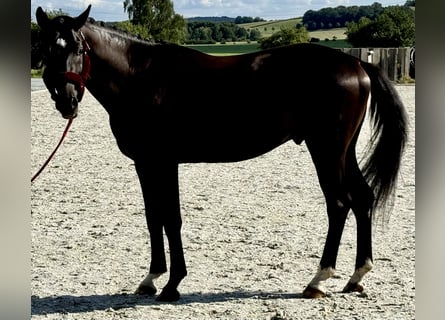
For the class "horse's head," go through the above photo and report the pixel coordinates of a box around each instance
[36,5,92,119]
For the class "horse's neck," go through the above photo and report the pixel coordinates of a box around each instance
[82,23,131,75]
[81,24,135,110]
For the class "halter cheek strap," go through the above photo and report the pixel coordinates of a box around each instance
[64,51,91,101]
[64,31,91,102]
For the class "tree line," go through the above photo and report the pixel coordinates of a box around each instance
[185,21,261,44]
[301,1,414,31]
[302,2,385,31]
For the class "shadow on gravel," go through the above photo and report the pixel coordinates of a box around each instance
[32,291,304,315]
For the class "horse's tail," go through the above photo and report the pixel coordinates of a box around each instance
[360,62,408,215]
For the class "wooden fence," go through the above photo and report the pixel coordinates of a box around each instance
[338,47,413,81]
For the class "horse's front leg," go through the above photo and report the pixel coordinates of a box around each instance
[134,161,187,301]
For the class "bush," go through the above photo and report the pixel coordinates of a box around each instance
[346,6,415,47]
[259,27,309,49]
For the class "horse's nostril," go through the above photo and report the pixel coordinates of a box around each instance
[71,97,78,107]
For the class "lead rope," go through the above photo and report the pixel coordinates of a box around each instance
[31,118,74,183]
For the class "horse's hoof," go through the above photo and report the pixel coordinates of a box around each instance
[156,288,180,302]
[302,285,326,298]
[342,282,364,293]
[134,284,157,296]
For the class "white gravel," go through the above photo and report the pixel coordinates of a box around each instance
[31,85,415,319]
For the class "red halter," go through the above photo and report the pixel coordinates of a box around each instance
[63,31,91,102]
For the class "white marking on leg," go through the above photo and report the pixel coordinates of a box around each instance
[349,259,373,284]
[141,273,162,290]
[308,266,335,292]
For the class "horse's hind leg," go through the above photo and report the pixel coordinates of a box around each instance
[302,135,352,298]
[342,146,374,293]
[303,128,375,297]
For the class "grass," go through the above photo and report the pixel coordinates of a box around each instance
[186,42,261,55]
[184,25,350,57]
[186,39,351,56]
[317,39,351,48]
[309,28,347,40]
[31,69,42,78]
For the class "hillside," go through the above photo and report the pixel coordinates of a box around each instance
[239,18,346,40]
[239,18,302,37]
[309,28,347,40]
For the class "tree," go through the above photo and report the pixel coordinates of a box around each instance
[116,20,151,40]
[259,27,309,50]
[219,22,236,42]
[249,29,262,41]
[346,5,414,47]
[345,16,372,46]
[31,21,43,69]
[123,0,186,43]
[184,21,249,44]
[302,3,384,31]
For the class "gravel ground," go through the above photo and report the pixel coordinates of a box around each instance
[31,85,415,320]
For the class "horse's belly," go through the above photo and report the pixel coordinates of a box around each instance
[173,119,292,163]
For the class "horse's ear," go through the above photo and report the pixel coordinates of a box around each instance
[36,7,50,29]
[73,5,92,30]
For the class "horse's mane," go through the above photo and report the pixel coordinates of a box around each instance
[86,17,160,46]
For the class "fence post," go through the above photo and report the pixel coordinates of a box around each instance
[387,48,397,81]
[379,48,388,79]
[372,48,380,65]
[398,47,410,80]
[360,48,368,62]
[367,49,373,63]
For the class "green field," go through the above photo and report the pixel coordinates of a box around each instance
[186,42,261,55]
[185,22,350,56]
[309,28,347,41]
[240,19,347,41]
[240,18,303,38]
[186,24,350,56]
[186,38,351,56]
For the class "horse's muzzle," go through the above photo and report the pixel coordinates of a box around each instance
[44,73,83,119]
[56,96,78,119]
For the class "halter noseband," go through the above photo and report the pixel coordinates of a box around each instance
[45,31,91,102]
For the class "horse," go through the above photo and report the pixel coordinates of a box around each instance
[35,5,407,302]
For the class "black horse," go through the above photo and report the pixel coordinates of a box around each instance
[35,5,407,302]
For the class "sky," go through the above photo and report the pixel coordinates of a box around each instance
[30,0,407,22]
